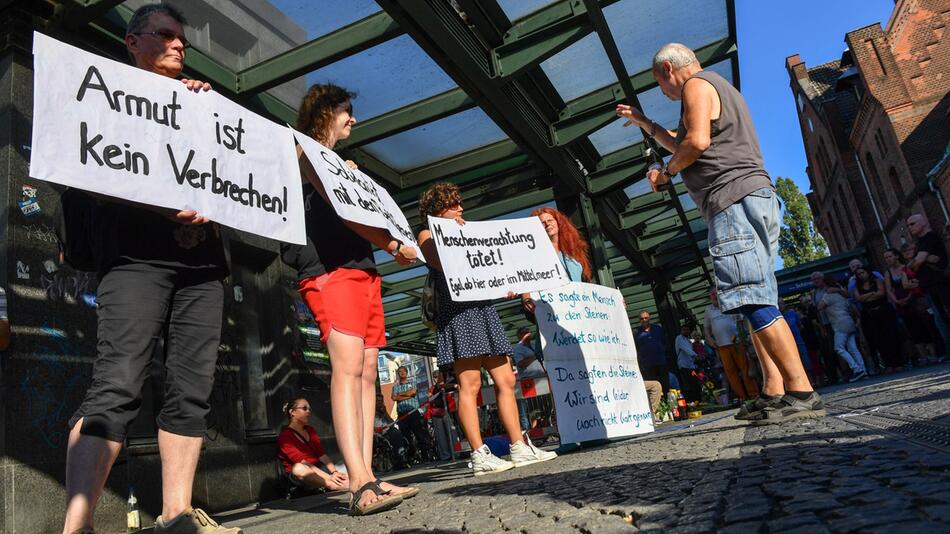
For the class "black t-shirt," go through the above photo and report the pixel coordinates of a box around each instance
[95,201,228,278]
[915,231,948,288]
[280,182,375,281]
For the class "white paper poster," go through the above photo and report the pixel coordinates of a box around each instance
[533,282,654,442]
[293,130,424,262]
[427,216,568,301]
[29,32,305,244]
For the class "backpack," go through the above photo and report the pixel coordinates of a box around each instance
[55,188,99,272]
[420,271,439,331]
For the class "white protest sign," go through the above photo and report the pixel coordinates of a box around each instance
[533,282,653,442]
[29,32,305,244]
[293,130,424,262]
[427,216,568,301]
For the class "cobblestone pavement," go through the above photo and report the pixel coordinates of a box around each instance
[217,365,950,533]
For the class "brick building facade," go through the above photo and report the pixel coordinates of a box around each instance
[786,0,949,264]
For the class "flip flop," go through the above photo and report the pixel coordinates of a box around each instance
[348,481,402,516]
[375,478,419,499]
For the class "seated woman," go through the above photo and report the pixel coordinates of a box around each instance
[278,398,348,492]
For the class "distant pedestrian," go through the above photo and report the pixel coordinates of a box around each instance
[853,267,905,371]
[818,277,867,381]
[705,289,759,401]
[391,366,435,461]
[675,325,702,402]
[907,214,950,361]
[897,244,940,363]
[635,311,670,392]
[779,299,813,383]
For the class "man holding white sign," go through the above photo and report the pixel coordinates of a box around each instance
[59,5,239,534]
[534,282,654,444]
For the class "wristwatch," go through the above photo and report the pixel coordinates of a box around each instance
[390,239,404,257]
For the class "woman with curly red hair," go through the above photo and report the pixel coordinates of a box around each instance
[520,207,593,313]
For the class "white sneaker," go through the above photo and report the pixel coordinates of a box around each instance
[471,445,514,476]
[509,437,558,467]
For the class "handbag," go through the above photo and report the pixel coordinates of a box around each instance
[420,271,439,331]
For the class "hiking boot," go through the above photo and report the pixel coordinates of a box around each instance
[748,392,826,426]
[154,508,242,534]
[509,435,557,467]
[470,444,514,476]
[734,396,783,420]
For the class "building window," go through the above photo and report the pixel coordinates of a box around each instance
[807,117,814,132]
[797,92,805,112]
[839,184,859,240]
[816,139,834,179]
[888,166,904,201]
[874,129,888,158]
[865,152,890,213]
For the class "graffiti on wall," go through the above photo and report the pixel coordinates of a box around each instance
[20,324,86,449]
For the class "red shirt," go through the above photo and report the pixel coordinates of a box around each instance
[277,425,326,474]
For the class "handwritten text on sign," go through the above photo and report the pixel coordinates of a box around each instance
[28,32,304,244]
[428,216,567,301]
[534,282,653,442]
[294,130,424,261]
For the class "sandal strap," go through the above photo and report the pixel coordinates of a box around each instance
[374,478,392,495]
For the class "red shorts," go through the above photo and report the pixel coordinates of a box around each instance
[298,268,386,348]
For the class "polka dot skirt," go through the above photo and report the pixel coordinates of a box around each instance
[433,270,513,366]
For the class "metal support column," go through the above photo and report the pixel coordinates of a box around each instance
[652,280,681,368]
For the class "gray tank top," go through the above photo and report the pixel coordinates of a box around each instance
[675,70,773,220]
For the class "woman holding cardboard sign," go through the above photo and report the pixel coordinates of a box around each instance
[281,83,418,516]
[417,182,556,476]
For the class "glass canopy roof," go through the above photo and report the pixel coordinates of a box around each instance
[80,0,740,353]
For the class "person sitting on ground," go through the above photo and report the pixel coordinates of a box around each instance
[818,276,867,381]
[277,398,348,492]
[417,182,556,476]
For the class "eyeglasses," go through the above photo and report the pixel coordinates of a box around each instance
[133,30,191,49]
[293,406,311,412]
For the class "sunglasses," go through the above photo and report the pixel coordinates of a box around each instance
[293,406,311,412]
[133,30,191,49]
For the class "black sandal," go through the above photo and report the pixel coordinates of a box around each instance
[348,481,402,516]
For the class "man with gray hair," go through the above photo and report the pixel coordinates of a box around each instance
[62,3,238,534]
[616,43,823,424]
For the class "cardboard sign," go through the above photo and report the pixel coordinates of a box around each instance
[533,282,654,442]
[427,216,567,301]
[29,32,305,244]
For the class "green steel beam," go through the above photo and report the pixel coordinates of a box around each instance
[621,202,671,230]
[383,295,420,314]
[62,0,125,30]
[589,151,650,196]
[578,193,614,286]
[401,140,522,188]
[491,0,616,79]
[379,0,588,194]
[337,88,476,149]
[235,11,403,94]
[552,37,737,147]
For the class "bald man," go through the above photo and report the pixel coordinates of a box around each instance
[907,214,950,329]
[617,43,822,424]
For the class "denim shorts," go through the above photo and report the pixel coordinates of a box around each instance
[707,187,779,313]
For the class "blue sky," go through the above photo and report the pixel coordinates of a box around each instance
[735,0,895,194]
